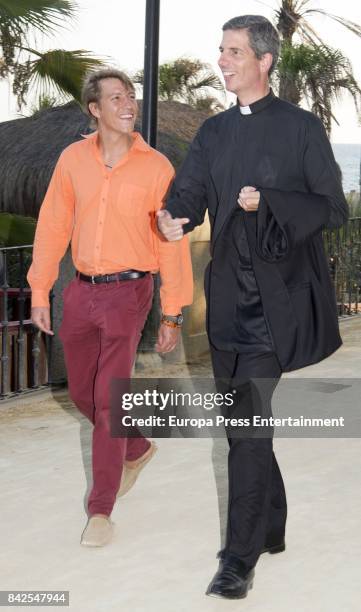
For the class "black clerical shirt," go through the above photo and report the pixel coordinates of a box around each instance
[166,89,348,368]
[216,207,273,353]
[211,91,277,353]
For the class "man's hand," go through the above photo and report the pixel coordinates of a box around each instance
[156,210,190,241]
[31,307,54,335]
[155,323,181,353]
[238,186,260,211]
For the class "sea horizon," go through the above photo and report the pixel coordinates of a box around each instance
[332,143,361,193]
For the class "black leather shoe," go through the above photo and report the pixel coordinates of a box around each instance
[261,538,286,555]
[217,537,286,561]
[206,556,255,599]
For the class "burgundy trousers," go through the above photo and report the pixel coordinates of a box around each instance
[58,273,153,516]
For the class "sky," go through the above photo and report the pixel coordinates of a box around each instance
[0,0,360,143]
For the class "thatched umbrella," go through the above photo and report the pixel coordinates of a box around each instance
[0,103,90,218]
[0,100,210,218]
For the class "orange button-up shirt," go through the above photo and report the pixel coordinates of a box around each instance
[27,132,193,315]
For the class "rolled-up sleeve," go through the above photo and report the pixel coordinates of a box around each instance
[153,162,193,314]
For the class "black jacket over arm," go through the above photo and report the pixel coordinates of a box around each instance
[166,94,348,371]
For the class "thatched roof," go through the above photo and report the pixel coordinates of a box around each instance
[0,100,210,218]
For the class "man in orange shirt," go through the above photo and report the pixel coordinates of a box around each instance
[27,68,193,547]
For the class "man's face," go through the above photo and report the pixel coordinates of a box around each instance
[218,28,266,98]
[89,78,137,134]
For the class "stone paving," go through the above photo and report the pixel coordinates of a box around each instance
[0,316,360,612]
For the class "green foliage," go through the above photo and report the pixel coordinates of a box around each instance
[0,0,104,107]
[23,48,103,103]
[193,95,225,113]
[30,92,57,114]
[275,0,361,45]
[274,1,361,134]
[0,0,76,78]
[346,192,361,218]
[134,58,225,111]
[276,42,361,134]
[0,1,76,28]
[0,213,35,288]
[0,212,36,247]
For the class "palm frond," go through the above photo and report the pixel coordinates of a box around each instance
[0,0,76,35]
[276,42,361,134]
[295,17,326,46]
[194,95,225,113]
[134,58,225,109]
[0,0,77,81]
[275,1,361,46]
[303,10,361,38]
[187,73,224,93]
[24,48,104,102]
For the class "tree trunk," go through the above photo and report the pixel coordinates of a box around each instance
[277,5,301,105]
[278,74,302,105]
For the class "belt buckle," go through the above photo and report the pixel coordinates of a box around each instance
[91,275,96,284]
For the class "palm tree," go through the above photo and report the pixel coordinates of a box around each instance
[275,0,361,45]
[0,0,103,107]
[134,58,225,111]
[273,0,361,131]
[275,43,361,135]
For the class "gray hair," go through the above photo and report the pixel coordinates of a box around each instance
[222,15,280,75]
[81,68,135,124]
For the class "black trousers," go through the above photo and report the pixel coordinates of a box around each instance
[211,347,287,572]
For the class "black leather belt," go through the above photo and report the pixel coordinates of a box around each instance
[77,270,148,284]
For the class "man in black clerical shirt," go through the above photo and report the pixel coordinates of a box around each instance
[157,15,348,600]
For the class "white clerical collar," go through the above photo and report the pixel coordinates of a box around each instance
[239,105,252,115]
[237,90,276,115]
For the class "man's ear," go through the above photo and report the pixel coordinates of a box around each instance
[260,52,273,75]
[88,101,100,119]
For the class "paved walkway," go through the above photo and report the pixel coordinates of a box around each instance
[1,317,360,612]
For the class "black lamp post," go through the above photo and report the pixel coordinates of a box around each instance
[138,0,161,353]
[142,0,160,147]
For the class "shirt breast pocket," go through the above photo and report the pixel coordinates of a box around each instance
[117,183,147,216]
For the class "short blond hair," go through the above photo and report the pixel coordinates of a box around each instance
[81,68,135,122]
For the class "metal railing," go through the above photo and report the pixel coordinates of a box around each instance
[0,245,52,399]
[323,217,361,316]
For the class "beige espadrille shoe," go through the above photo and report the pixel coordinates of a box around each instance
[117,441,158,498]
[80,516,114,547]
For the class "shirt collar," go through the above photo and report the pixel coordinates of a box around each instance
[131,131,152,152]
[84,130,151,153]
[238,88,275,115]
